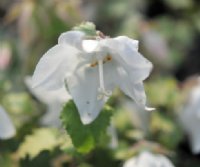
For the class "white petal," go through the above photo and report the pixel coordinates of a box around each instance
[40,102,63,127]
[104,37,153,83]
[190,132,200,154]
[25,76,71,104]
[39,92,71,127]
[178,94,200,154]
[178,82,200,154]
[82,40,99,53]
[25,76,54,103]
[58,30,85,49]
[66,66,103,124]
[26,76,71,127]
[116,66,147,108]
[0,106,16,139]
[32,44,80,90]
[65,60,116,124]
[123,151,175,167]
[114,36,139,51]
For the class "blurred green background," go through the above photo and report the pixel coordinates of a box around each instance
[0,0,200,166]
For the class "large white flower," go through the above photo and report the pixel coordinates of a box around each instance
[123,151,175,167]
[0,106,16,139]
[179,77,200,154]
[32,30,153,124]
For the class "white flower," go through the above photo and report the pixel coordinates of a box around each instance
[25,76,71,127]
[32,30,153,124]
[123,151,175,167]
[179,78,200,154]
[0,106,16,139]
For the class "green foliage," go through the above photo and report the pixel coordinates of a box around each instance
[16,128,60,159]
[1,0,200,166]
[114,140,170,161]
[164,0,193,9]
[2,93,36,115]
[60,100,113,153]
[1,92,38,129]
[150,111,183,149]
[0,154,14,167]
[146,77,181,109]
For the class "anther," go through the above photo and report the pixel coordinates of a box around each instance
[107,55,112,61]
[90,55,112,67]
[90,62,98,67]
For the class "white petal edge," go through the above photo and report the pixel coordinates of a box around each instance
[0,106,16,139]
[178,96,200,154]
[123,151,175,167]
[25,76,71,104]
[114,36,139,51]
[115,66,148,109]
[103,37,153,83]
[58,30,85,50]
[40,102,63,127]
[32,44,80,91]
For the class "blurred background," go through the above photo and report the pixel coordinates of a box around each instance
[0,0,200,166]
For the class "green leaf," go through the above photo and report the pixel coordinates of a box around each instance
[16,128,60,159]
[73,22,97,36]
[60,100,113,153]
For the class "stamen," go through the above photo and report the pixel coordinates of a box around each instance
[97,59,112,100]
[98,60,104,91]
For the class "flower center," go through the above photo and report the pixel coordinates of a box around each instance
[97,58,112,100]
[90,55,112,67]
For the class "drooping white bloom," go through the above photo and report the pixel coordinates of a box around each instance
[0,106,16,139]
[179,78,200,154]
[25,76,71,127]
[123,151,175,167]
[32,30,153,124]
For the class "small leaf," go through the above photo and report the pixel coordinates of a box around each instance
[60,100,113,153]
[73,22,97,36]
[16,128,60,159]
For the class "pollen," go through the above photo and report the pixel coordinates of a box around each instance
[90,55,112,67]
[103,55,112,64]
[106,55,112,61]
[90,62,98,67]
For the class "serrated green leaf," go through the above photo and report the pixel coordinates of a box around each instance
[16,128,60,159]
[60,100,113,153]
[73,22,97,36]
